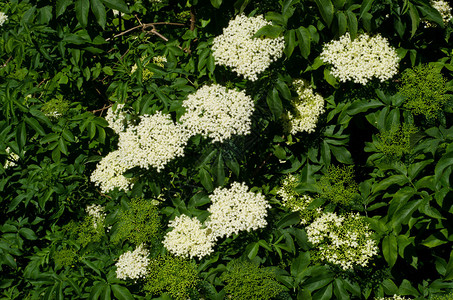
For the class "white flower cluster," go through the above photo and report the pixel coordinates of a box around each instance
[306,212,378,270]
[162,182,271,258]
[105,104,127,134]
[432,0,453,25]
[86,204,106,229]
[91,111,189,192]
[206,182,270,240]
[116,244,150,280]
[212,14,285,81]
[0,12,7,26]
[320,33,399,85]
[180,84,255,142]
[3,147,19,169]
[162,215,216,259]
[118,111,189,172]
[375,296,411,300]
[153,56,167,67]
[90,150,134,193]
[283,79,325,134]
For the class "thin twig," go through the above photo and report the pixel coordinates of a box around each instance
[106,22,185,41]
[190,7,196,31]
[91,103,113,114]
[1,56,12,68]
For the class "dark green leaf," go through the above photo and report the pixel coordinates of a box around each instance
[253,25,283,38]
[210,0,222,8]
[359,0,373,19]
[56,0,73,17]
[25,117,46,136]
[408,3,420,38]
[91,0,106,28]
[336,11,347,36]
[284,29,296,57]
[19,228,37,240]
[267,88,283,120]
[199,168,214,192]
[382,234,398,267]
[346,10,358,39]
[101,0,129,13]
[296,26,311,59]
[417,4,444,28]
[314,0,334,26]
[291,252,310,277]
[111,285,133,300]
[75,0,90,27]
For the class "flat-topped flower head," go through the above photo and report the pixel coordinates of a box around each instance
[306,212,378,270]
[320,33,399,85]
[116,244,150,280]
[212,14,285,81]
[90,150,134,193]
[180,84,255,143]
[283,79,325,134]
[0,12,8,26]
[118,111,189,172]
[163,214,215,259]
[206,182,271,240]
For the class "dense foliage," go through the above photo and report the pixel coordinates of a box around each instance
[1,0,453,299]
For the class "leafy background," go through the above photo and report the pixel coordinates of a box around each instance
[1,0,453,299]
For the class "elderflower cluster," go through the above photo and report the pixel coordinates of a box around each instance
[3,147,19,169]
[180,84,255,142]
[375,296,411,300]
[90,150,134,193]
[320,33,399,85]
[118,111,189,172]
[85,204,106,229]
[116,244,150,280]
[163,214,215,259]
[432,0,452,25]
[153,56,167,67]
[0,12,7,26]
[206,182,271,240]
[306,212,378,270]
[283,79,325,134]
[105,104,128,134]
[277,174,322,225]
[212,14,285,81]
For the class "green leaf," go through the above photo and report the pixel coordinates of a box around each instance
[111,285,133,300]
[391,199,423,228]
[291,252,310,277]
[314,0,334,26]
[210,0,222,8]
[58,138,68,155]
[382,279,399,295]
[56,0,73,17]
[284,29,296,57]
[91,0,106,28]
[359,0,373,19]
[267,88,283,120]
[347,99,384,115]
[313,283,333,300]
[421,235,447,248]
[296,26,311,59]
[75,0,90,27]
[417,4,444,28]
[16,122,26,153]
[253,25,283,38]
[19,228,37,240]
[336,11,347,36]
[25,117,46,136]
[199,168,214,192]
[330,145,353,164]
[444,250,453,280]
[372,175,408,194]
[346,10,358,39]
[215,153,225,186]
[101,0,129,13]
[382,234,398,267]
[434,151,453,184]
[333,278,349,300]
[408,3,420,38]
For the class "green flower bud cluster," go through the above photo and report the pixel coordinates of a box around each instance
[277,174,321,225]
[144,255,199,300]
[376,123,418,158]
[53,247,77,269]
[112,197,160,245]
[400,64,450,118]
[317,165,358,206]
[220,260,286,300]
